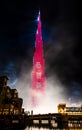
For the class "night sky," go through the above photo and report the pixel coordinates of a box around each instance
[0,0,80,110]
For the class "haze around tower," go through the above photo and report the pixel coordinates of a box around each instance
[0,0,80,114]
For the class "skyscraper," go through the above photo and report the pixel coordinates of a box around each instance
[31,11,46,107]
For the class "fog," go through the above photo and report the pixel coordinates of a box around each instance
[15,67,67,114]
[5,20,80,114]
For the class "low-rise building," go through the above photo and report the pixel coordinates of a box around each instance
[0,76,23,115]
[58,103,82,115]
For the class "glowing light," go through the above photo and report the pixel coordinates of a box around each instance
[37,16,39,21]
[36,30,38,34]
[37,11,40,21]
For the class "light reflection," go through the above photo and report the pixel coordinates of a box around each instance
[25,127,82,130]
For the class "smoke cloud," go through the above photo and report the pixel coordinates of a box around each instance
[15,69,66,114]
[5,20,80,114]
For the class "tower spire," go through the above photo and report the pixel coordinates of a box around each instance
[31,11,46,107]
[35,10,43,51]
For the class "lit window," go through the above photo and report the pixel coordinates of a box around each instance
[7,89,10,93]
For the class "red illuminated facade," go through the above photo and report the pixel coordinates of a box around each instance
[31,11,46,106]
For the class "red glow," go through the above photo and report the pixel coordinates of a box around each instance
[31,11,46,107]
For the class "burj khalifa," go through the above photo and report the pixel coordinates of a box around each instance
[31,11,46,107]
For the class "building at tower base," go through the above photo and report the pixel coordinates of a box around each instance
[0,76,23,115]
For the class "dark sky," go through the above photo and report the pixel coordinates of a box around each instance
[0,0,80,104]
